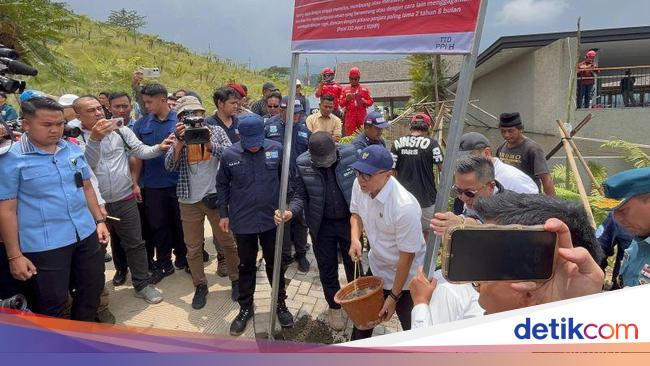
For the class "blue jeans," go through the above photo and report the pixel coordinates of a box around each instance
[578,84,593,108]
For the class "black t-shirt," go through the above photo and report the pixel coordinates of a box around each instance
[391,135,444,208]
[205,114,240,143]
[496,137,549,188]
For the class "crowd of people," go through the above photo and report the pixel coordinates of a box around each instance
[0,64,648,341]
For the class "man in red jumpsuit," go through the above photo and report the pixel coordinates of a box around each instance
[315,68,343,118]
[340,67,374,136]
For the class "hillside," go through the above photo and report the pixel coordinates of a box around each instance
[23,14,288,107]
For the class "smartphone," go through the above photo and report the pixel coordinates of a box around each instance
[106,118,124,131]
[139,67,161,78]
[441,224,558,283]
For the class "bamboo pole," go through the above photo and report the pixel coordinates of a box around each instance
[556,120,604,195]
[557,124,596,228]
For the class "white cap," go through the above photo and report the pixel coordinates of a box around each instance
[58,94,79,107]
[296,79,302,86]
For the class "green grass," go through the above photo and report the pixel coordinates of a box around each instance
[19,15,288,109]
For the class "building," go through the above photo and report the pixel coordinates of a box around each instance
[450,26,650,145]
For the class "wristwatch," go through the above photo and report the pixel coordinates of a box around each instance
[95,219,106,225]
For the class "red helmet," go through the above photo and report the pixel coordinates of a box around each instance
[322,67,335,75]
[349,67,361,78]
[586,50,597,59]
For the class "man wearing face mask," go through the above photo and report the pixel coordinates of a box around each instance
[274,132,358,331]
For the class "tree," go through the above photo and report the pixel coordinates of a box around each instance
[0,0,74,75]
[408,54,449,105]
[107,8,146,42]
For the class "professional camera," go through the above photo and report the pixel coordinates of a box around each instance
[0,44,38,94]
[0,294,29,312]
[63,125,82,139]
[182,116,210,145]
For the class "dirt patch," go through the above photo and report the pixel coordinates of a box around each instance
[282,315,335,344]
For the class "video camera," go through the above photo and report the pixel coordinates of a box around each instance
[182,116,210,145]
[0,45,38,94]
[0,294,29,312]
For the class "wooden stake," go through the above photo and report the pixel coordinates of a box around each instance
[556,120,605,195]
[557,124,596,228]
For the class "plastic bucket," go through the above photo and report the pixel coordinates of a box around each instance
[334,276,384,330]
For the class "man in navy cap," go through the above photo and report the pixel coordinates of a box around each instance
[603,167,650,287]
[216,114,294,336]
[264,96,312,272]
[352,111,389,154]
[348,145,426,340]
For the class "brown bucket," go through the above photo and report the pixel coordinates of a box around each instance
[334,276,384,330]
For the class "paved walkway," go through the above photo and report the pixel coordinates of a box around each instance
[106,221,402,343]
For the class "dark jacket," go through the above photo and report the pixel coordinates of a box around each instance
[288,144,357,238]
[352,132,385,153]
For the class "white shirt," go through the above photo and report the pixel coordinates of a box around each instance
[411,270,485,329]
[493,158,539,194]
[349,176,426,289]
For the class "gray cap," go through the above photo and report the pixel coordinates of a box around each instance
[262,82,278,92]
[309,131,337,168]
[459,132,490,151]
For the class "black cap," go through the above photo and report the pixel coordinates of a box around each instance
[309,131,337,168]
[499,112,522,128]
[459,132,490,151]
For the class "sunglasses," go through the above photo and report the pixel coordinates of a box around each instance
[451,184,488,198]
[355,169,388,181]
[267,104,280,109]
[349,77,360,81]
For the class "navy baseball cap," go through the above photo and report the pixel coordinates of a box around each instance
[351,145,393,175]
[602,167,650,210]
[364,111,389,129]
[238,113,265,150]
[280,97,304,113]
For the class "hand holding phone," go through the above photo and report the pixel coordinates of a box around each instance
[139,67,161,78]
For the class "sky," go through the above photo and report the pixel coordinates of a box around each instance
[62,0,650,75]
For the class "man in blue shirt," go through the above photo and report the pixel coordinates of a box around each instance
[216,114,294,336]
[133,83,187,283]
[0,97,109,321]
[352,111,389,154]
[603,167,650,287]
[264,97,311,272]
[0,92,18,122]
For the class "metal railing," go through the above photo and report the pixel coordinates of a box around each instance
[577,65,650,109]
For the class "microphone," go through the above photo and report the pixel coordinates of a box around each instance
[0,57,38,76]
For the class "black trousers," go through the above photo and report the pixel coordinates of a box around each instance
[282,210,309,262]
[143,187,186,269]
[235,228,287,309]
[23,232,105,321]
[350,268,413,341]
[112,199,154,272]
[313,218,355,309]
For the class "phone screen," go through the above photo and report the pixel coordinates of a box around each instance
[445,229,557,282]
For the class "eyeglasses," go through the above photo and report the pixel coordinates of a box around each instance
[451,184,487,198]
[355,169,388,181]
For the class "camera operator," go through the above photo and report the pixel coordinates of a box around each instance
[0,92,18,122]
[165,96,240,309]
[74,95,172,304]
[409,193,605,327]
[0,97,108,321]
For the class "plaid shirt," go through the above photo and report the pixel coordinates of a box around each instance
[164,125,231,200]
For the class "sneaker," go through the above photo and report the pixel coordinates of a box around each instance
[135,285,163,304]
[104,251,112,263]
[216,254,228,277]
[95,308,116,324]
[328,308,345,331]
[191,284,208,309]
[203,249,210,263]
[174,257,188,270]
[296,255,310,273]
[276,302,294,328]
[150,266,175,284]
[229,306,254,336]
[230,280,239,302]
[112,269,128,286]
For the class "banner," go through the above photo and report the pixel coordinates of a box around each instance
[291,0,481,54]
